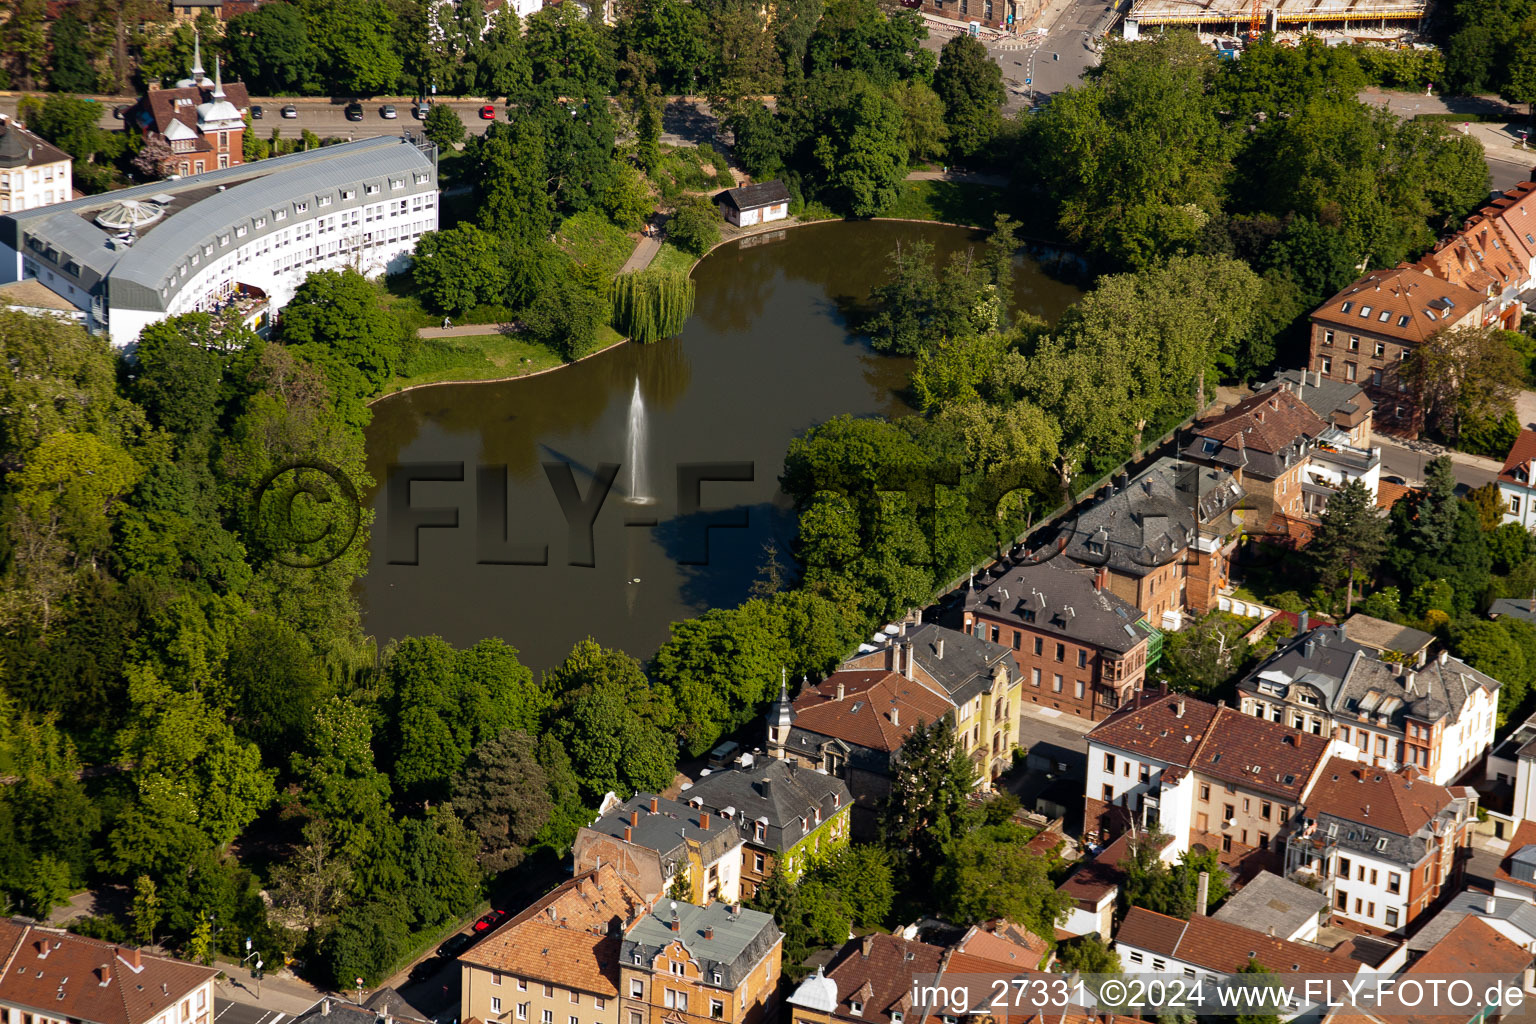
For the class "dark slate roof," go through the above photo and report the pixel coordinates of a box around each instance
[716,180,791,212]
[1260,369,1372,428]
[1406,891,1536,954]
[0,120,69,169]
[682,757,850,855]
[1490,598,1536,625]
[363,989,432,1024]
[1062,457,1244,578]
[1183,389,1329,481]
[622,902,781,990]
[854,623,1012,705]
[964,558,1155,654]
[1239,626,1498,730]
[290,1000,377,1024]
[586,793,743,867]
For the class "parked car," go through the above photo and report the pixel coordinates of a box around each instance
[380,104,397,119]
[250,104,264,119]
[345,102,364,121]
[413,102,430,119]
[707,740,741,770]
[473,909,507,933]
[437,932,476,959]
[112,104,131,120]
[479,104,496,120]
[407,958,443,985]
[281,104,298,118]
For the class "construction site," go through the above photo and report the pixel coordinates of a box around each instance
[1121,0,1427,46]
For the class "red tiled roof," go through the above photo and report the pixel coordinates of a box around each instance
[462,864,646,995]
[1188,707,1331,801]
[823,935,947,1024]
[1087,692,1218,768]
[952,920,1051,970]
[1376,480,1411,510]
[0,923,218,1024]
[1302,758,1455,837]
[1115,907,1359,975]
[1194,389,1329,457]
[1495,819,1536,892]
[1058,832,1172,903]
[1499,429,1536,488]
[131,81,252,143]
[1387,917,1533,1024]
[791,670,953,754]
[1310,266,1485,344]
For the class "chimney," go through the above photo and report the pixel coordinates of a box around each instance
[891,707,900,726]
[937,639,944,660]
[1299,609,1309,634]
[126,948,141,971]
[836,680,846,700]
[1176,698,1186,719]
[1439,649,1449,665]
[861,936,874,959]
[323,1002,331,1017]
[670,911,681,932]
[631,809,640,828]
[902,640,914,681]
[1303,638,1316,659]
[99,964,111,987]
[624,825,633,841]
[761,777,773,798]
[1406,671,1417,694]
[1195,871,1210,916]
[700,812,710,831]
[1488,895,1498,914]
[1267,926,1276,937]
[650,797,659,813]
[705,926,714,941]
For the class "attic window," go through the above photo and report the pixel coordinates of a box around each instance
[1327,822,1338,837]
[1283,774,1295,785]
[1397,315,1409,326]
[1341,301,1353,313]
[1376,837,1389,851]
[1202,439,1219,453]
[1378,310,1390,322]
[849,1002,863,1016]
[1359,305,1372,317]
[1211,753,1222,763]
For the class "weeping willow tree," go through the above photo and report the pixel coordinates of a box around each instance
[610,269,695,344]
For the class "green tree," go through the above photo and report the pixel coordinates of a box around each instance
[1233,959,1284,1024]
[267,818,355,931]
[1402,325,1522,445]
[47,9,98,92]
[668,193,722,256]
[601,162,655,231]
[1310,479,1387,613]
[423,102,467,149]
[132,874,162,946]
[290,697,395,876]
[881,715,974,874]
[932,35,1004,160]
[225,1,315,93]
[130,312,244,450]
[411,224,509,315]
[470,120,556,246]
[305,0,403,95]
[521,275,608,360]
[544,640,676,801]
[2,0,49,90]
[938,821,1071,934]
[809,82,907,217]
[1056,934,1121,973]
[279,269,405,404]
[450,728,552,871]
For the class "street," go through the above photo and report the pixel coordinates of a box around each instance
[1378,439,1502,493]
[998,0,1110,106]
[215,1001,288,1024]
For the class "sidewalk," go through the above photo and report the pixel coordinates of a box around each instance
[906,169,1009,186]
[213,961,327,1015]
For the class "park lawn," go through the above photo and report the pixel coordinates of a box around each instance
[557,210,637,278]
[884,181,1008,227]
[649,241,697,274]
[391,331,568,392]
[377,274,514,329]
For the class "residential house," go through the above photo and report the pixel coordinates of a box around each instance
[1210,870,1330,943]
[573,793,745,906]
[1482,706,1536,836]
[1237,625,1499,786]
[1282,759,1476,936]
[680,755,851,899]
[124,40,249,176]
[959,559,1156,723]
[459,863,648,1024]
[1259,369,1376,451]
[1405,890,1536,958]
[1060,457,1246,626]
[1307,266,1487,435]
[1493,819,1536,904]
[1115,907,1363,1016]
[1057,831,1177,939]
[1497,429,1536,530]
[715,183,790,228]
[1418,181,1536,332]
[1182,386,1380,533]
[1084,690,1334,860]
[0,923,218,1024]
[294,993,431,1024]
[618,901,782,1024]
[843,622,1021,783]
[1340,614,1435,665]
[0,116,71,214]
[769,667,953,833]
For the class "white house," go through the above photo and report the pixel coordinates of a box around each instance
[716,181,790,228]
[1282,759,1477,936]
[1499,429,1536,530]
[0,134,437,346]
[1114,906,1364,1018]
[0,116,72,214]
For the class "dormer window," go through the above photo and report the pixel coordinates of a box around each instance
[849,1002,863,1016]
[319,196,331,207]
[1359,305,1372,317]
[296,201,308,213]
[1341,301,1353,313]
[366,184,380,195]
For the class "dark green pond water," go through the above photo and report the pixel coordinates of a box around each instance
[360,220,1084,671]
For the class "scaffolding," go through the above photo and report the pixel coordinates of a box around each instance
[1124,0,1423,36]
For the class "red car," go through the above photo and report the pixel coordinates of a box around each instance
[473,909,507,933]
[479,104,496,120]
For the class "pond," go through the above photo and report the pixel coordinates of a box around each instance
[360,219,1085,671]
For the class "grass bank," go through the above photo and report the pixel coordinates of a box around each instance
[885,180,1008,227]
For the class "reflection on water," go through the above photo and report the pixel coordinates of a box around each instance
[360,220,1084,671]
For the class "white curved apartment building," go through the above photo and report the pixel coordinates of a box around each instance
[0,134,438,345]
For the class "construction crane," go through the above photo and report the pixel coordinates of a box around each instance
[1248,0,1261,39]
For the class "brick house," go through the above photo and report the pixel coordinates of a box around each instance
[1084,691,1333,863]
[680,756,851,899]
[1238,624,1499,787]
[459,864,648,1024]
[842,622,1021,781]
[0,923,217,1024]
[124,38,249,177]
[1306,267,1487,436]
[769,668,954,833]
[573,793,745,906]
[1259,369,1376,451]
[1418,181,1536,332]
[1282,759,1476,936]
[960,559,1156,723]
[1061,457,1246,627]
[1183,386,1381,536]
[618,902,782,1024]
